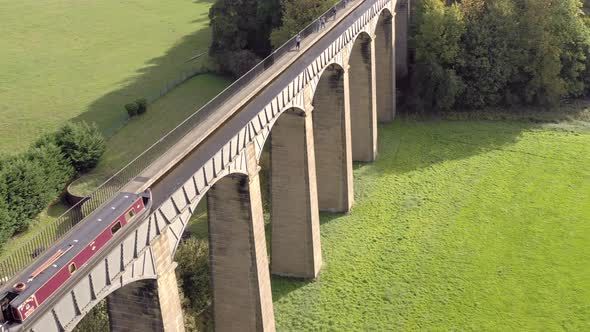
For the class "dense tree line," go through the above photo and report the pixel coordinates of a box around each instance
[0,122,105,246]
[208,0,335,77]
[410,0,590,112]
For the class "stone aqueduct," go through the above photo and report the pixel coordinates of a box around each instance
[13,0,410,330]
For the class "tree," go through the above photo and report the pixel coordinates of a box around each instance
[508,0,590,105]
[45,122,106,174]
[0,156,49,232]
[175,238,210,312]
[456,0,519,108]
[26,142,75,196]
[0,181,12,244]
[270,0,333,47]
[410,0,466,112]
[209,0,282,77]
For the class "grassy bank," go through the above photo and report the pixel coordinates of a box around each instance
[0,0,215,154]
[69,74,230,196]
[272,117,590,330]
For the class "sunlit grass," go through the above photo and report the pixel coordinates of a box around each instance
[272,118,590,331]
[0,0,216,154]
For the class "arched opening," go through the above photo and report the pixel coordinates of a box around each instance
[206,169,274,330]
[312,64,354,213]
[106,279,163,332]
[349,32,378,161]
[258,108,321,279]
[173,207,211,331]
[375,9,396,122]
[73,298,110,332]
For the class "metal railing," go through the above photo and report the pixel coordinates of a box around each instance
[0,0,362,286]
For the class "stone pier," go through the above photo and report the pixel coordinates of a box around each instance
[375,10,396,122]
[312,65,354,213]
[270,108,322,279]
[349,33,378,162]
[207,144,275,331]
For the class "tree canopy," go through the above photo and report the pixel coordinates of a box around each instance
[411,0,590,112]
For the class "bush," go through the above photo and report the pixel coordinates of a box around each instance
[125,102,139,117]
[176,238,210,312]
[49,122,106,174]
[135,98,148,115]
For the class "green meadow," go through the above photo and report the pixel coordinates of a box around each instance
[272,116,590,330]
[0,0,216,154]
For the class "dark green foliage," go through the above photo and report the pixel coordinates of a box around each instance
[0,184,12,244]
[0,145,72,237]
[270,0,334,47]
[125,102,139,117]
[26,142,75,196]
[0,156,50,232]
[135,98,148,115]
[225,49,262,77]
[456,0,518,108]
[176,238,210,312]
[410,0,465,112]
[209,0,282,77]
[175,237,212,331]
[50,122,106,174]
[411,0,590,111]
[0,122,105,246]
[72,299,110,332]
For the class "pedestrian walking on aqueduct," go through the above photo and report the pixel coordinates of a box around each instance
[296,34,301,50]
[320,16,326,30]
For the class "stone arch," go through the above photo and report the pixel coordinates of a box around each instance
[311,63,354,213]
[105,279,163,332]
[65,275,159,332]
[348,31,378,162]
[374,7,396,122]
[36,240,161,332]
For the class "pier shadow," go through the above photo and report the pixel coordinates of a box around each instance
[271,275,312,301]
[373,116,537,176]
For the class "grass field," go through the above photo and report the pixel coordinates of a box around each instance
[0,0,215,154]
[271,117,590,330]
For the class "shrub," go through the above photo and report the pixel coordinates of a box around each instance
[135,98,148,115]
[125,102,139,117]
[49,122,106,174]
[0,183,13,244]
